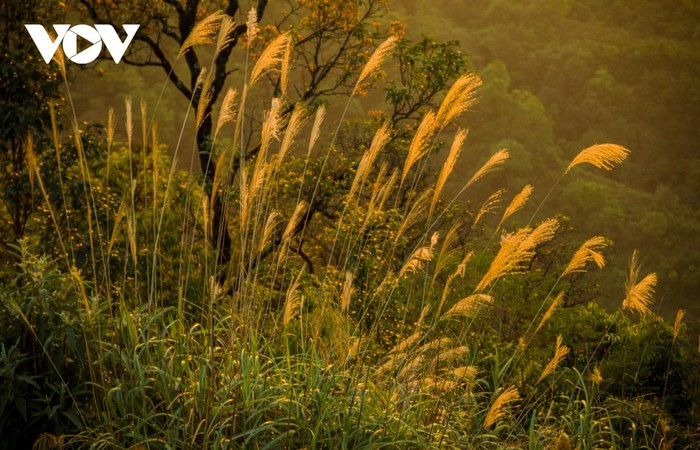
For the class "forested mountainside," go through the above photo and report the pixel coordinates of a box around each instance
[392,0,700,327]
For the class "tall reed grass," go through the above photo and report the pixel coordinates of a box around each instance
[7,11,698,450]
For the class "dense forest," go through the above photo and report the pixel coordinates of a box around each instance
[1,0,699,448]
[391,0,700,328]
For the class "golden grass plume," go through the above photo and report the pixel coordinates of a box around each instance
[466,148,509,188]
[394,188,431,245]
[349,121,392,198]
[308,105,326,155]
[476,218,559,292]
[341,271,354,314]
[435,73,482,129]
[473,189,505,228]
[433,223,462,281]
[430,128,467,217]
[180,11,225,55]
[246,7,259,43]
[277,103,309,165]
[353,35,399,96]
[257,210,280,254]
[535,291,565,334]
[250,32,293,86]
[484,385,520,428]
[125,96,133,146]
[563,236,607,276]
[260,98,282,153]
[283,273,304,327]
[497,184,533,231]
[565,143,630,174]
[214,15,236,57]
[441,294,493,320]
[538,335,570,382]
[398,233,438,278]
[622,250,657,316]
[673,309,686,342]
[402,110,437,183]
[214,88,238,140]
[106,107,115,153]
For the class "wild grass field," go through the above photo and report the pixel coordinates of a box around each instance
[1,1,699,449]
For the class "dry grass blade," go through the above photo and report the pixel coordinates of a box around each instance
[413,338,454,358]
[70,267,92,317]
[435,251,474,319]
[277,103,309,165]
[283,273,304,327]
[398,232,439,279]
[239,165,250,226]
[397,354,425,381]
[538,335,570,382]
[214,88,237,139]
[394,189,431,245]
[214,15,236,57]
[522,217,560,249]
[476,218,559,292]
[497,184,533,230]
[435,73,482,129]
[473,189,505,228]
[308,105,326,155]
[26,134,37,189]
[447,365,477,382]
[565,143,630,174]
[563,236,607,276]
[108,199,129,255]
[673,309,686,342]
[467,148,509,188]
[341,271,354,314]
[349,122,392,198]
[622,250,657,316]
[280,38,294,96]
[484,386,520,428]
[179,11,225,55]
[433,223,461,281]
[250,32,292,86]
[435,347,471,368]
[431,129,467,217]
[126,206,137,265]
[402,111,437,183]
[125,96,133,146]
[535,291,565,334]
[353,35,399,96]
[390,331,423,355]
[282,201,307,245]
[201,195,210,243]
[178,11,227,57]
[257,210,280,254]
[246,7,259,43]
[399,240,436,278]
[261,98,282,153]
[107,108,116,153]
[441,294,492,320]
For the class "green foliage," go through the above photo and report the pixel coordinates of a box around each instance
[0,242,90,449]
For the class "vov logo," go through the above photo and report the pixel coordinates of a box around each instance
[25,24,140,64]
